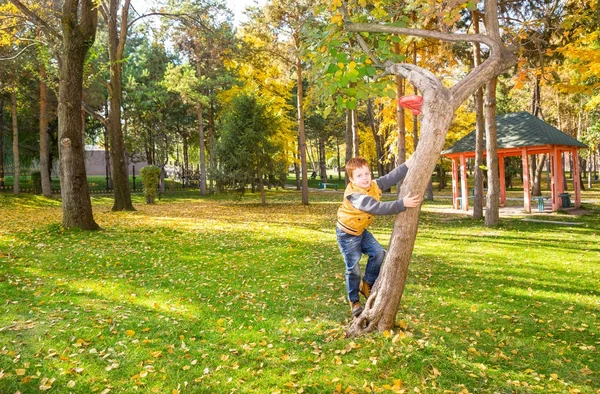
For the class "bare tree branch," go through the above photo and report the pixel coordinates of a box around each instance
[0,43,35,60]
[81,101,107,126]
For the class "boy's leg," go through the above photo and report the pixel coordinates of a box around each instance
[336,228,363,306]
[361,230,385,289]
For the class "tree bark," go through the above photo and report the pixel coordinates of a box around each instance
[484,77,500,227]
[39,62,52,196]
[11,91,19,195]
[58,0,99,230]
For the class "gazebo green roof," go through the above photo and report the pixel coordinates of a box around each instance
[442,111,587,155]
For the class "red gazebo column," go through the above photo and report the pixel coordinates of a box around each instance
[452,158,459,209]
[551,146,561,211]
[573,149,581,208]
[521,148,531,212]
[460,154,468,211]
[498,154,506,207]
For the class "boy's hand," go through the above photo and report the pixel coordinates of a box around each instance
[405,156,414,168]
[402,193,422,208]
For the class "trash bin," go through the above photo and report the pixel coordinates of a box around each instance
[559,193,571,208]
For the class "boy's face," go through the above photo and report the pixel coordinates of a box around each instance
[350,166,371,189]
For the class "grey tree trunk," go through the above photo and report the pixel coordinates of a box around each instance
[39,63,52,196]
[345,109,353,185]
[11,91,19,195]
[367,99,385,177]
[0,96,4,188]
[194,54,207,196]
[352,109,359,157]
[319,139,327,180]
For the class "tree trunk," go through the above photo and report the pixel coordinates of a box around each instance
[484,77,500,227]
[11,91,19,195]
[296,54,308,205]
[104,0,134,211]
[532,154,546,196]
[39,63,52,196]
[194,56,207,195]
[345,109,353,185]
[352,109,359,157]
[103,124,112,190]
[0,96,4,188]
[58,0,99,230]
[196,105,207,195]
[472,11,485,219]
[208,99,216,193]
[319,138,327,180]
[394,43,406,165]
[349,68,455,335]
[367,99,385,178]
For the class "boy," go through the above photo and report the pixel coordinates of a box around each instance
[336,156,422,317]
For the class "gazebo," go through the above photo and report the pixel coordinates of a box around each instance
[442,112,588,213]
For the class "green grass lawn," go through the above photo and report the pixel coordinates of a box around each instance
[0,190,598,393]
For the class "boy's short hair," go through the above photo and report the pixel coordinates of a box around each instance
[345,157,370,179]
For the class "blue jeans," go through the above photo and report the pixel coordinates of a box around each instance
[336,227,385,303]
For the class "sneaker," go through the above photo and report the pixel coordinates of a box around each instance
[359,280,372,299]
[350,301,363,317]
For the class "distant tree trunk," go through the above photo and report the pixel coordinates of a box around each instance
[57,0,100,230]
[258,167,266,206]
[531,154,546,196]
[336,140,342,180]
[352,109,359,157]
[367,99,385,177]
[484,77,499,227]
[345,109,353,185]
[103,123,112,190]
[194,56,207,196]
[319,138,327,180]
[208,99,216,193]
[39,62,52,196]
[0,95,4,188]
[294,148,300,190]
[394,44,406,165]
[472,10,485,219]
[11,91,19,194]
[437,157,447,190]
[295,54,308,205]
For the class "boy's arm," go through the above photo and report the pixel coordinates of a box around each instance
[375,157,413,191]
[347,194,406,215]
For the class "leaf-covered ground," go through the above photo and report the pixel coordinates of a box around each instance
[0,191,598,393]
